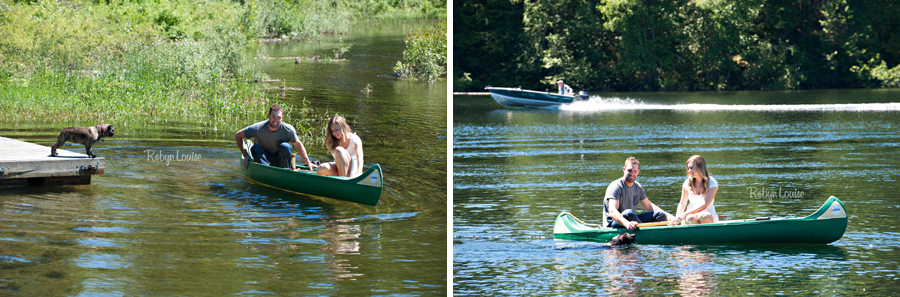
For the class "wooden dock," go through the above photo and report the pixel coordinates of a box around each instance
[0,136,105,188]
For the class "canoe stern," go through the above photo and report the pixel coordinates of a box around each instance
[553,212,625,242]
[355,165,383,188]
[808,196,848,220]
[553,212,580,234]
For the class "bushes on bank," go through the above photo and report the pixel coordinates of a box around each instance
[394,19,447,81]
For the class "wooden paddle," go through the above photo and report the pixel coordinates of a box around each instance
[636,221,669,227]
[636,215,729,228]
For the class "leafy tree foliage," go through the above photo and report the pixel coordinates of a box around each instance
[454,0,540,91]
[454,0,900,91]
[395,19,447,81]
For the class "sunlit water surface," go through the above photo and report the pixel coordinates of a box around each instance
[1,20,446,296]
[454,89,900,295]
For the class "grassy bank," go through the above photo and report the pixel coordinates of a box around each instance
[0,0,269,131]
[0,0,445,135]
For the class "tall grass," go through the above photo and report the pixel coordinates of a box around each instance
[0,0,445,134]
[0,1,280,131]
[1,30,272,129]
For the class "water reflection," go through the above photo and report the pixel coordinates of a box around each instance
[320,223,361,255]
[603,248,642,296]
[455,90,900,295]
[2,19,446,296]
[321,223,363,279]
[672,247,717,296]
[230,184,370,280]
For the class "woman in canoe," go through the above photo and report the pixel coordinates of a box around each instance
[670,155,719,225]
[316,115,364,178]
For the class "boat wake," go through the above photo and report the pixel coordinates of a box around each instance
[548,242,634,250]
[559,96,900,112]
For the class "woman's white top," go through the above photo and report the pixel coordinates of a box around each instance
[683,176,718,222]
[346,133,362,177]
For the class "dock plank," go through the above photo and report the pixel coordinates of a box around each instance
[0,136,105,186]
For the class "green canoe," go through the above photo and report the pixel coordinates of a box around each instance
[553,196,848,244]
[240,141,383,206]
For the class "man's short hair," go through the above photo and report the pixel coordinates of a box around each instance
[624,156,640,168]
[557,80,564,84]
[268,104,283,115]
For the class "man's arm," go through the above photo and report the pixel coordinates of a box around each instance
[607,199,638,230]
[235,129,249,168]
[291,140,317,170]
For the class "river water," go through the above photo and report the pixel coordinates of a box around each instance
[453,90,900,295]
[0,20,446,295]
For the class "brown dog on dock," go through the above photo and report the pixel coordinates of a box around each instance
[51,124,115,158]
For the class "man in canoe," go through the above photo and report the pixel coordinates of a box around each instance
[604,156,675,230]
[235,104,317,170]
[557,79,573,96]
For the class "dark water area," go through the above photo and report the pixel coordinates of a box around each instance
[0,20,446,296]
[453,90,900,295]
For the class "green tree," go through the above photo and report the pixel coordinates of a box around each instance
[681,0,762,90]
[597,0,690,90]
[521,0,615,90]
[454,0,540,90]
[454,0,900,92]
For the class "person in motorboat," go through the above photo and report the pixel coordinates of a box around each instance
[236,104,317,170]
[316,115,365,178]
[604,156,675,230]
[669,155,719,225]
[557,79,573,96]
